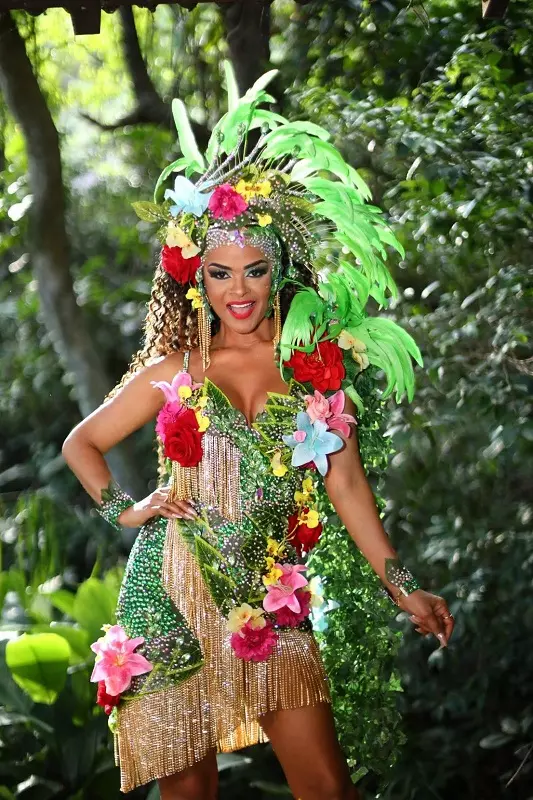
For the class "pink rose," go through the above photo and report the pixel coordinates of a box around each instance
[305,390,331,423]
[304,389,357,438]
[208,184,248,221]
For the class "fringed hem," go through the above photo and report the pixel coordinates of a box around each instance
[115,632,331,792]
[115,518,331,792]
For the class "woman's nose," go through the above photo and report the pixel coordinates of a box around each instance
[232,272,248,295]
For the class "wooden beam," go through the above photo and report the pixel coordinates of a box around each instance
[482,0,510,18]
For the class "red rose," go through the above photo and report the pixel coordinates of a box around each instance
[161,245,200,285]
[285,340,345,392]
[287,509,323,557]
[164,407,204,467]
[97,681,120,716]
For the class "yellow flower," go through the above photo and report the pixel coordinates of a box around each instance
[302,477,314,493]
[234,179,272,201]
[300,508,320,528]
[266,538,285,558]
[294,477,315,505]
[166,224,200,258]
[186,287,203,310]
[263,563,283,586]
[257,180,272,197]
[227,603,265,634]
[337,330,357,350]
[197,396,208,409]
[178,385,192,400]
[195,411,210,433]
[270,450,288,477]
[353,350,369,371]
[257,213,273,227]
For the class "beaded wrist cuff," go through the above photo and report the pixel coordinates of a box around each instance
[384,558,421,605]
[97,483,135,530]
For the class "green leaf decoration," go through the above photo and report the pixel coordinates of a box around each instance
[203,378,237,419]
[224,59,240,111]
[279,287,326,362]
[171,98,206,172]
[6,633,70,705]
[201,565,238,613]
[131,201,168,224]
[153,157,189,203]
[344,383,365,416]
[194,533,225,568]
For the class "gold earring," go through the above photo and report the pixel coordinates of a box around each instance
[198,301,211,371]
[273,292,281,349]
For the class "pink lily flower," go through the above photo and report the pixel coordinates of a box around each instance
[151,371,202,405]
[90,624,153,697]
[263,564,309,614]
[304,389,357,437]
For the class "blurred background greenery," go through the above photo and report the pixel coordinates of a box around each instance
[0,1,531,798]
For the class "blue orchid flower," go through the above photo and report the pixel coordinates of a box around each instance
[282,412,343,476]
[164,176,213,218]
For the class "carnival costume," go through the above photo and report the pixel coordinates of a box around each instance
[91,66,423,792]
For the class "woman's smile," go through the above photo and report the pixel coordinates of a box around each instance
[226,300,257,320]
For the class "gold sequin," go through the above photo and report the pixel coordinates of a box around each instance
[114,518,330,792]
[169,431,242,523]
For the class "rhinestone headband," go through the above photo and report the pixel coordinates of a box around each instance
[200,225,283,271]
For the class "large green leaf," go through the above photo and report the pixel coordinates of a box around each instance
[71,578,116,643]
[6,633,70,705]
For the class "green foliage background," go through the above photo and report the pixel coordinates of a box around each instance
[0,1,531,798]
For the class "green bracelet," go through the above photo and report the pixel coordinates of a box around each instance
[97,480,135,530]
[384,558,421,603]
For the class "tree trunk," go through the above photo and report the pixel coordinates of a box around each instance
[0,12,145,499]
[219,0,272,95]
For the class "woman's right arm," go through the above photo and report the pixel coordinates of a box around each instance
[62,357,196,526]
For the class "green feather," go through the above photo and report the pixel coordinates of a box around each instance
[153,157,188,203]
[223,60,240,111]
[171,99,206,171]
[280,288,325,362]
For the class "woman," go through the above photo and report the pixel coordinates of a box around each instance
[63,76,454,800]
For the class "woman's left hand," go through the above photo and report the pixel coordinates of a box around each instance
[396,589,454,647]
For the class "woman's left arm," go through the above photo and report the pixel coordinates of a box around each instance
[324,402,454,647]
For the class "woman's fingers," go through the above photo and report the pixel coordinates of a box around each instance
[154,500,197,520]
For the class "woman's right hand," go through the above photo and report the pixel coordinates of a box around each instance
[117,485,198,528]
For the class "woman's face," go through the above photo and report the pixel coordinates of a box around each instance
[202,244,272,333]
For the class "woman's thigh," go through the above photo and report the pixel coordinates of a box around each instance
[259,702,360,800]
[157,749,218,800]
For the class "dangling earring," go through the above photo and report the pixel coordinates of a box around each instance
[273,292,281,349]
[198,300,211,371]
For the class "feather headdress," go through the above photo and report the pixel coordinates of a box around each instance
[133,62,423,411]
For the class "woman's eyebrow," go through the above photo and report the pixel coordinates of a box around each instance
[207,259,268,269]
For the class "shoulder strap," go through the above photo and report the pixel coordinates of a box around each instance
[182,350,191,372]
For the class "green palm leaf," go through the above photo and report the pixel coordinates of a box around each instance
[171,99,206,172]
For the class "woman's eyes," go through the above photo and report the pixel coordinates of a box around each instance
[207,266,269,281]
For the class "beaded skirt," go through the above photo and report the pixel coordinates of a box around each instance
[114,515,330,792]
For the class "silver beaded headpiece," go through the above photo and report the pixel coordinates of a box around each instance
[201,226,282,275]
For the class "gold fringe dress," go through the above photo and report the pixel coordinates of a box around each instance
[113,358,331,792]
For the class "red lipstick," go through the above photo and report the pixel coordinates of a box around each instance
[226,300,256,320]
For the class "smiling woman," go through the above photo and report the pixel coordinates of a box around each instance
[61,69,454,800]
